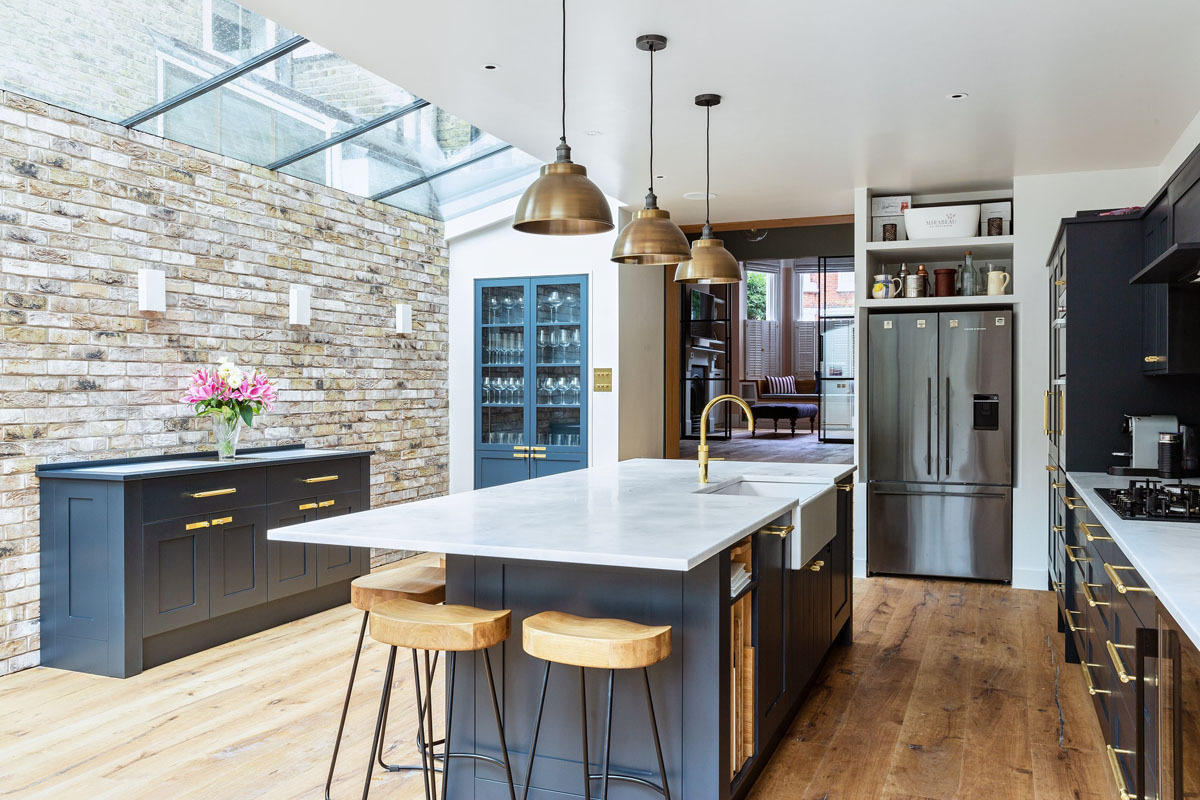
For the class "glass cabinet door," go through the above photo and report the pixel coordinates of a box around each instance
[532,277,587,451]
[478,281,529,449]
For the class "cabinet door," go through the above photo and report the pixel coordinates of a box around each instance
[477,279,531,465]
[829,483,853,639]
[756,530,789,735]
[531,276,588,456]
[1143,285,1167,374]
[315,492,366,586]
[476,451,531,489]
[530,451,586,479]
[143,516,210,636]
[209,506,268,618]
[266,500,318,600]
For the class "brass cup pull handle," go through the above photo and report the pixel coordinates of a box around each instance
[299,502,318,511]
[210,516,233,526]
[1065,609,1087,633]
[317,500,335,508]
[1064,496,1086,511]
[191,487,236,498]
[1080,522,1113,542]
[1104,562,1152,594]
[185,520,211,530]
[1106,639,1134,683]
[302,475,339,484]
[1106,745,1135,800]
[809,560,825,572]
[1081,661,1108,694]
[1081,581,1108,607]
[761,525,794,537]
[1064,544,1087,563]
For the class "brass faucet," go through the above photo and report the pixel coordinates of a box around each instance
[697,394,754,483]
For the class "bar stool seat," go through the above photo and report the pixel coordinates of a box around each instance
[351,565,446,611]
[522,611,671,669]
[370,598,511,652]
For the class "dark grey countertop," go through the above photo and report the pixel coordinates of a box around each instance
[35,445,373,481]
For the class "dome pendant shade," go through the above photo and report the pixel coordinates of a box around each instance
[673,228,743,284]
[611,195,691,265]
[513,144,613,235]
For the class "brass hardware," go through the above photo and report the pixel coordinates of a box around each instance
[190,487,236,498]
[1064,543,1087,563]
[513,445,530,451]
[836,484,854,492]
[593,367,613,392]
[318,500,335,508]
[1054,279,1066,286]
[1052,525,1064,532]
[210,516,233,526]
[530,446,547,451]
[697,394,755,483]
[1081,581,1108,607]
[1065,609,1087,633]
[185,520,210,530]
[1080,661,1108,694]
[530,454,547,459]
[1080,522,1113,542]
[512,453,529,459]
[761,525,794,537]
[1051,482,1066,489]
[299,502,318,511]
[809,560,825,572]
[1065,496,1086,510]
[1106,639,1135,683]
[1045,464,1058,472]
[1145,355,1165,363]
[302,475,339,484]
[1043,390,1051,436]
[1104,562,1152,593]
[1058,388,1065,436]
[1106,745,1135,800]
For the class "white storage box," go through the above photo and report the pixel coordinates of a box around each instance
[903,205,981,239]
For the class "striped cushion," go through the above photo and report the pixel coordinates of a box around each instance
[765,375,796,394]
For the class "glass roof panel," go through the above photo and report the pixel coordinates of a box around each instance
[382,148,543,221]
[0,0,535,221]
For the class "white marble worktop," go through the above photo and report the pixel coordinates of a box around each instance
[1068,472,1200,646]
[269,458,855,571]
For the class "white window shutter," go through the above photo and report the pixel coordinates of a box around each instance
[744,320,780,380]
[792,320,817,379]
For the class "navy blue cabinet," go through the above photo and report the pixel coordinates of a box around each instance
[474,276,588,489]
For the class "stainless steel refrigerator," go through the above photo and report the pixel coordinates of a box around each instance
[867,309,1013,581]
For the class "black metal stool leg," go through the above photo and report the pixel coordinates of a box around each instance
[378,650,440,771]
[412,649,434,800]
[644,668,671,800]
[423,649,438,799]
[326,610,368,800]
[579,667,590,799]
[520,660,552,800]
[600,669,614,800]
[441,651,456,800]
[483,649,518,800]
[361,645,397,800]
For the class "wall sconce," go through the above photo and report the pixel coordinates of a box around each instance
[289,285,312,326]
[395,303,412,334]
[137,268,165,312]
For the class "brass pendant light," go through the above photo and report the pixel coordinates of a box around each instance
[610,34,691,265]
[674,94,743,284]
[512,0,613,235]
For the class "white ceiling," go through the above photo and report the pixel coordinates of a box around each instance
[242,0,1200,225]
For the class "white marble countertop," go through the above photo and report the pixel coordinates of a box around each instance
[269,458,855,571]
[1068,472,1200,645]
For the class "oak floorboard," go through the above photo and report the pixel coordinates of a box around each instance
[1029,745,1115,800]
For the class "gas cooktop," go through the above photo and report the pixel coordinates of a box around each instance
[1096,479,1200,522]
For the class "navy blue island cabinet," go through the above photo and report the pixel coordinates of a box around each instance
[36,445,372,677]
[475,276,589,489]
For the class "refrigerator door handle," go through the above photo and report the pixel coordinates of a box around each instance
[926,377,932,475]
[871,490,1009,499]
[944,376,951,476]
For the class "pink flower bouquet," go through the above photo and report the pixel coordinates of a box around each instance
[181,358,278,459]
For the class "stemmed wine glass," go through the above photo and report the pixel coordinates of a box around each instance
[487,296,499,324]
[544,376,557,405]
[537,328,549,363]
[557,376,570,405]
[546,290,563,322]
[501,295,515,324]
[557,329,572,363]
[571,328,581,363]
[565,292,579,323]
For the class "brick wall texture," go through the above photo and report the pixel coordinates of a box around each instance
[0,90,450,676]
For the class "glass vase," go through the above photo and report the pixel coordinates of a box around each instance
[210,414,242,461]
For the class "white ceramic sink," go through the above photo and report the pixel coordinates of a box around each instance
[703,480,838,567]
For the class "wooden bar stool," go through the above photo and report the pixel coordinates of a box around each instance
[364,597,517,800]
[325,563,445,800]
[520,611,673,800]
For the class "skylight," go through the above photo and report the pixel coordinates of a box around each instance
[0,0,538,221]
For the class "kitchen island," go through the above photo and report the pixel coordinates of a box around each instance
[271,458,855,800]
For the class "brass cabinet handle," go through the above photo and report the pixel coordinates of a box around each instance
[1052,525,1064,532]
[809,560,825,572]
[1081,581,1108,607]
[299,502,319,510]
[185,520,210,530]
[1051,482,1066,489]
[513,445,530,451]
[302,475,339,484]
[210,516,233,526]
[1104,562,1152,594]
[529,454,547,459]
[512,453,529,459]
[191,487,236,498]
[1043,390,1051,436]
[1106,640,1135,683]
[1045,464,1058,472]
[836,484,854,492]
[761,525,794,537]
[1080,661,1108,694]
[1078,523,1112,542]
[1065,609,1087,633]
[1145,355,1165,363]
[530,446,547,451]
[1052,580,1064,592]
[317,500,335,508]
[1058,389,1065,436]
[1064,544,1088,563]
[1065,496,1086,511]
[1106,745,1136,800]
[1055,279,1066,287]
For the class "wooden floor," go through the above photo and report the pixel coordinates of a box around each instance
[679,428,855,464]
[0,567,1113,800]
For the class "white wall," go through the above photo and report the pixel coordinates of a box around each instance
[446,201,663,494]
[1160,106,1200,184]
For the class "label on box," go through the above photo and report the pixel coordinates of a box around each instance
[871,195,911,216]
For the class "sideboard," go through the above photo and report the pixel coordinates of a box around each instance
[36,445,372,677]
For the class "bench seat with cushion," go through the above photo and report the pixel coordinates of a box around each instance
[751,402,819,436]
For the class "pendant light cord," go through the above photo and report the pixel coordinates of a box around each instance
[705,104,711,225]
[648,45,654,196]
[560,0,567,145]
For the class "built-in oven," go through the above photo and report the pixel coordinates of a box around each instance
[1151,603,1200,800]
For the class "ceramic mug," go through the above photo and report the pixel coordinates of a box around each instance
[987,270,1010,296]
[872,274,901,299]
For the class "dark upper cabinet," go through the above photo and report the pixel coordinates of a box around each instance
[1143,191,1172,269]
[1142,283,1200,375]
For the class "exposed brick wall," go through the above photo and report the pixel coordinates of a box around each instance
[0,90,449,676]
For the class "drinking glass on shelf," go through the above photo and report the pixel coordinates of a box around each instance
[571,328,581,362]
[487,296,499,323]
[557,376,569,405]
[565,292,579,322]
[537,328,549,363]
[569,376,581,404]
[543,377,556,405]
[515,295,524,322]
[501,295,515,323]
[546,290,563,322]
[481,376,491,404]
[557,329,571,363]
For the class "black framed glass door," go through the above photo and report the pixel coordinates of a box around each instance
[817,256,856,444]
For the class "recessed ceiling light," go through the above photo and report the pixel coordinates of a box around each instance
[584,129,603,136]
[480,63,501,71]
[683,191,716,200]
[946,92,969,100]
